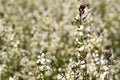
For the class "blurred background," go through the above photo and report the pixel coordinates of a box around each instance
[0,0,120,80]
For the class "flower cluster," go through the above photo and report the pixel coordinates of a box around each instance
[36,53,52,79]
[0,0,120,80]
[63,4,118,80]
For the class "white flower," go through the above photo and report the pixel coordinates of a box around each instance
[79,32,83,36]
[75,14,80,20]
[0,65,5,72]
[76,38,79,42]
[9,76,14,80]
[41,58,46,64]
[78,46,84,51]
[81,64,85,68]
[39,66,44,71]
[103,66,109,71]
[46,66,51,70]
[57,74,62,79]
[41,53,45,57]
[87,62,96,73]
[94,57,99,62]
[81,60,85,64]
[79,25,84,30]
[100,71,108,80]
[96,61,100,64]
[101,59,108,65]
[46,59,51,63]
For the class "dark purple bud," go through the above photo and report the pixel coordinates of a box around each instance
[71,66,78,72]
[105,50,112,59]
[91,77,96,80]
[79,5,86,11]
[79,53,87,61]
[79,4,89,16]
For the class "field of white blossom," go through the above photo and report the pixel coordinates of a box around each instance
[0,0,120,80]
